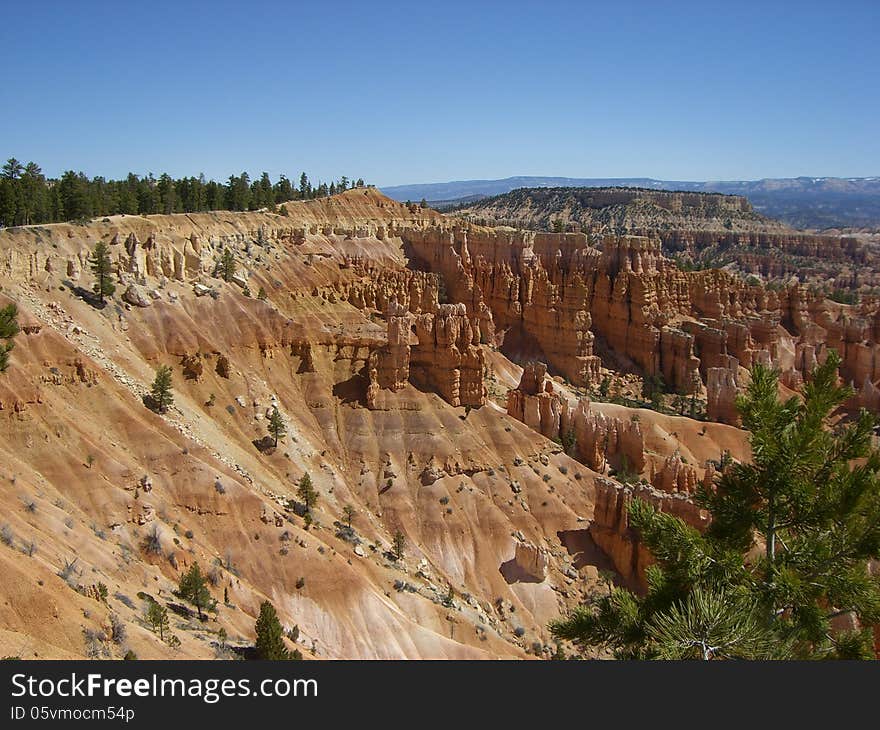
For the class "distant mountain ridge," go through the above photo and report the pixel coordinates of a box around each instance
[380,176,880,229]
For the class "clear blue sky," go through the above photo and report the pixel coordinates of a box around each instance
[2,0,877,186]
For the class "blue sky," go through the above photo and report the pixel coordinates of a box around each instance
[2,0,877,186]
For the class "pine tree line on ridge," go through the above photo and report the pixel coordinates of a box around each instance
[0,157,368,227]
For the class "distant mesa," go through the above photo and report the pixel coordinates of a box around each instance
[381,175,880,229]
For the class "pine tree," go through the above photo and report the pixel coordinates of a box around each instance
[254,600,290,660]
[549,499,785,659]
[297,473,317,511]
[645,586,781,660]
[551,351,880,660]
[218,248,236,282]
[2,158,23,180]
[150,365,174,413]
[642,373,666,408]
[258,172,272,209]
[157,173,176,214]
[226,172,251,211]
[178,563,215,619]
[274,175,293,204]
[20,162,46,225]
[268,406,286,447]
[0,177,16,227]
[90,240,115,303]
[146,601,170,642]
[697,350,880,655]
[0,303,19,373]
[342,504,356,528]
[392,530,406,561]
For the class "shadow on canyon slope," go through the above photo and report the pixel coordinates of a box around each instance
[499,558,544,584]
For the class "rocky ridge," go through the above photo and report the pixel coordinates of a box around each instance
[454,186,879,294]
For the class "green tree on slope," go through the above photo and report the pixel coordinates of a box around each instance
[0,303,19,373]
[149,365,174,413]
[551,351,880,659]
[178,563,215,620]
[146,601,170,642]
[268,406,286,447]
[297,472,317,511]
[254,601,290,660]
[217,248,236,282]
[90,240,115,303]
